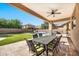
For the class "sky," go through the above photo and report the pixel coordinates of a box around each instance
[0,3,44,26]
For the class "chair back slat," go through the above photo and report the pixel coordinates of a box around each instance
[39,33,42,37]
[26,40,36,52]
[56,35,62,46]
[33,34,38,38]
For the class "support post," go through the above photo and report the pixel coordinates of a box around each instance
[48,22,52,35]
[66,23,69,34]
[70,17,73,30]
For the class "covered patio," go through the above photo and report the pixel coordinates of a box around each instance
[0,3,79,56]
[9,3,75,35]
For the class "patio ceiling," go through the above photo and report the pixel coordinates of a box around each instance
[9,3,76,22]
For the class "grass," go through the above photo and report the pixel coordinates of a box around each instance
[0,33,32,46]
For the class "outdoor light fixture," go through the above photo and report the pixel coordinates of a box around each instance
[47,9,61,17]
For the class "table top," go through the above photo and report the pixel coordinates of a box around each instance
[32,34,56,45]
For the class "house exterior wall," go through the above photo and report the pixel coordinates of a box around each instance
[71,4,79,52]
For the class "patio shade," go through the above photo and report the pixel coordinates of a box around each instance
[9,3,76,22]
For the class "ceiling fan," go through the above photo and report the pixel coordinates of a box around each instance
[47,9,61,17]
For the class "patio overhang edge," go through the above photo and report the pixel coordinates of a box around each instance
[8,3,49,23]
[49,16,72,22]
[8,3,74,23]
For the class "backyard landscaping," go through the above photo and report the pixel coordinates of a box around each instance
[0,33,32,46]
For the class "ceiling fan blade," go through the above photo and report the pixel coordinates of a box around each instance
[47,14,52,17]
[55,12,61,14]
[54,9,58,12]
[47,12,51,13]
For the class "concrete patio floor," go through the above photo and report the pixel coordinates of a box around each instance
[0,37,79,56]
[0,40,30,56]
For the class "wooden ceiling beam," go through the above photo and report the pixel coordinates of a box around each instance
[49,17,71,22]
[8,3,49,23]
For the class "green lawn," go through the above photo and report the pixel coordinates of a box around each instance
[0,33,32,46]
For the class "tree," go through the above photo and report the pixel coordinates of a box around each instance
[0,18,22,28]
[41,22,48,29]
[41,22,56,29]
[13,19,22,28]
[8,19,22,28]
[0,18,7,28]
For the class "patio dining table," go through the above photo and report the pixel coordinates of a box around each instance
[32,34,57,56]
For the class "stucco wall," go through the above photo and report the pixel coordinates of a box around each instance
[71,4,79,52]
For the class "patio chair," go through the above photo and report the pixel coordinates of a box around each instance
[56,31,61,34]
[26,40,45,56]
[48,35,62,55]
[39,33,43,37]
[33,33,42,46]
[55,35,62,52]
[33,34,38,38]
